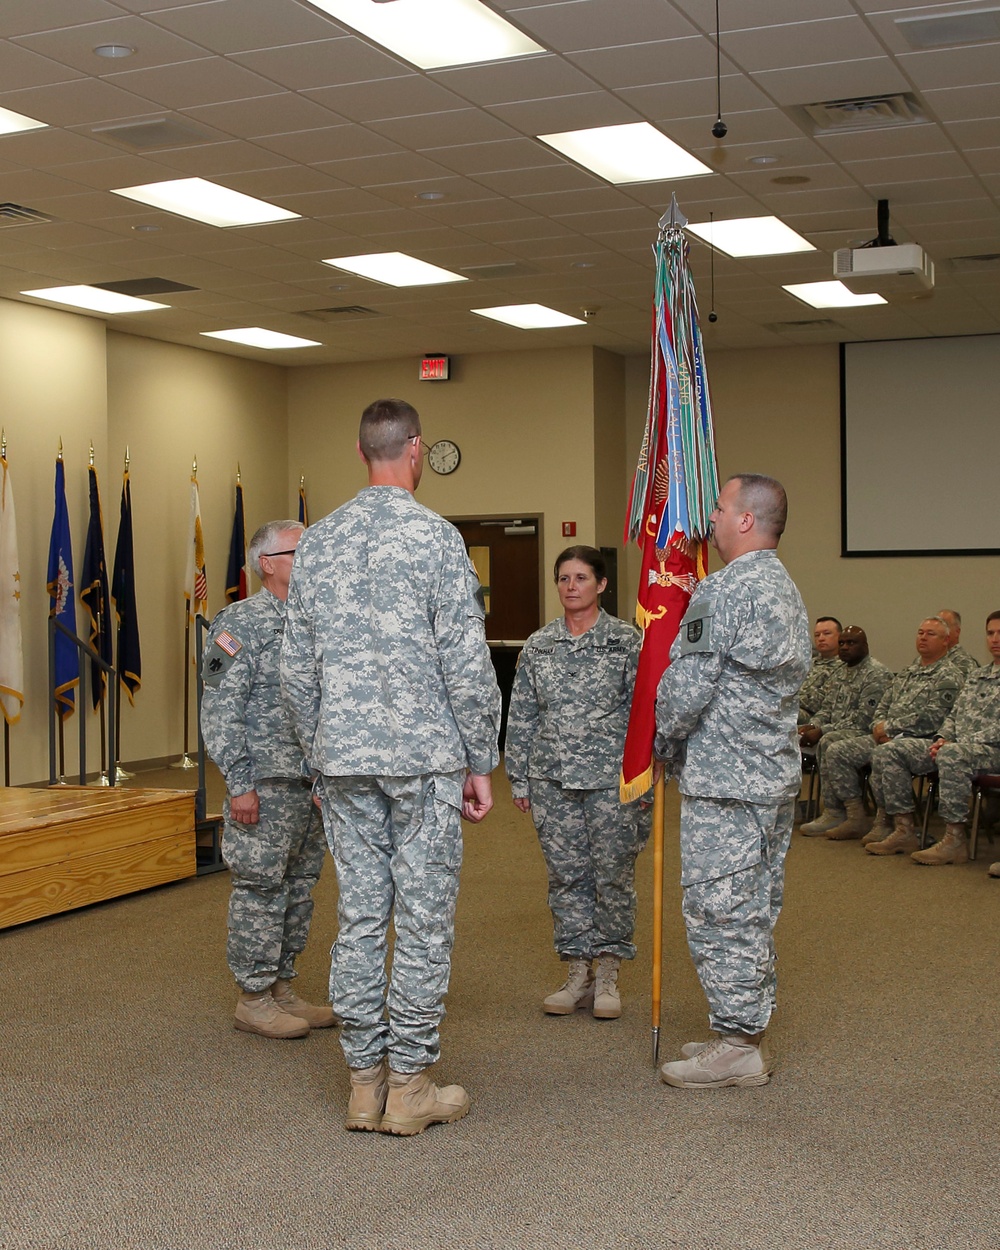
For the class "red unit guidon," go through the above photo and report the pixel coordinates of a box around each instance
[214,630,242,657]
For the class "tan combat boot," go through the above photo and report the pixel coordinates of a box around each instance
[345,1060,388,1132]
[234,989,309,1039]
[861,808,893,846]
[911,822,969,865]
[866,811,920,855]
[800,806,847,836]
[825,798,871,840]
[593,954,622,1019]
[272,978,338,1028]
[542,958,594,1014]
[380,1067,470,1136]
[989,862,1000,877]
[660,1035,773,1089]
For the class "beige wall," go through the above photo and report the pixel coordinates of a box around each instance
[626,344,1000,672]
[0,300,108,785]
[592,348,627,607]
[287,346,600,624]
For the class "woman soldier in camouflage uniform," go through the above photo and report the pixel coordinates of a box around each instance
[506,546,649,1019]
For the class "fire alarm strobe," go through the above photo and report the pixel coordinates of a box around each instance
[420,354,450,380]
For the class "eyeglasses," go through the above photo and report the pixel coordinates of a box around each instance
[263,549,297,557]
[407,434,428,456]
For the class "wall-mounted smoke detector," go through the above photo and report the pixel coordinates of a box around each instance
[790,93,926,137]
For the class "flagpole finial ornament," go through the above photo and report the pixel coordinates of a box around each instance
[58,437,63,461]
[236,462,241,484]
[124,445,130,471]
[192,456,198,476]
[658,193,688,234]
[89,441,95,467]
[1,428,6,458]
[300,474,305,488]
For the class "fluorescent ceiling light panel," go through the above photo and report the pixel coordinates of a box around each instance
[306,0,543,69]
[21,285,168,314]
[201,328,321,349]
[471,304,586,329]
[536,122,711,184]
[323,252,467,287]
[111,178,299,227]
[0,106,47,136]
[783,281,887,308]
[687,216,815,257]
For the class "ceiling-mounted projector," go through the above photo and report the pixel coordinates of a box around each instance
[834,243,934,295]
[833,196,934,296]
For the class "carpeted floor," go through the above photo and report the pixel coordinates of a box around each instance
[1,766,997,1250]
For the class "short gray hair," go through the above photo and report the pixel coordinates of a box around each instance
[728,473,787,538]
[359,398,420,462]
[923,615,950,638]
[248,520,302,578]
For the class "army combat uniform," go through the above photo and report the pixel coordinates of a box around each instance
[655,549,810,1037]
[946,643,979,681]
[200,589,326,994]
[797,654,841,726]
[280,485,501,1075]
[808,654,894,775]
[505,610,649,963]
[872,662,1000,819]
[824,656,962,808]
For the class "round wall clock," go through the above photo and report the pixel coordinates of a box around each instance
[428,439,461,475]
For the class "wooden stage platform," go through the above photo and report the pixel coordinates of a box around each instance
[0,786,197,930]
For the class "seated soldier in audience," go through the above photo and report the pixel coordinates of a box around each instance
[799,626,892,835]
[821,617,963,842]
[865,612,1000,862]
[798,616,842,725]
[938,608,979,680]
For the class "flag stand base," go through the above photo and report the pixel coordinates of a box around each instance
[171,754,196,770]
[115,765,133,782]
[97,772,110,787]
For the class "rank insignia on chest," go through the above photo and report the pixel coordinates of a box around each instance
[214,630,242,657]
[687,620,703,643]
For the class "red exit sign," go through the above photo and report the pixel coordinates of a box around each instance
[420,355,450,381]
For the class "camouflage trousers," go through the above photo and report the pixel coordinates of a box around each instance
[679,796,794,1036]
[871,738,1000,821]
[529,779,650,961]
[223,779,326,993]
[822,733,875,804]
[320,771,465,1075]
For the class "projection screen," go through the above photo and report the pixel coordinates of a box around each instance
[841,334,1000,556]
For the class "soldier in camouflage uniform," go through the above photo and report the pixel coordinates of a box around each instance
[799,626,892,835]
[654,475,810,1090]
[201,519,334,1041]
[872,612,1000,866]
[505,545,649,1022]
[797,617,842,726]
[280,398,501,1136]
[938,607,980,680]
[822,618,962,845]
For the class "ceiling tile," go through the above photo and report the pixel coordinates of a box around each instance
[923,84,1000,123]
[104,58,283,109]
[181,92,343,139]
[898,45,1000,92]
[0,76,176,127]
[567,38,720,89]
[424,137,562,176]
[487,91,639,134]
[512,0,698,51]
[232,35,408,88]
[305,75,471,123]
[255,124,403,163]
[14,17,212,75]
[752,58,910,107]
[314,150,456,187]
[366,109,520,149]
[721,17,885,73]
[0,38,84,91]
[145,0,343,54]
[432,55,595,106]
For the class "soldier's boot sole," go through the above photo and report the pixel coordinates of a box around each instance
[380,1099,470,1136]
[234,1015,309,1040]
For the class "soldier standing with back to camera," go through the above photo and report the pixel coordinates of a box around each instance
[281,398,501,1136]
[201,519,334,1039]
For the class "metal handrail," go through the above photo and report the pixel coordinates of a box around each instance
[47,617,116,787]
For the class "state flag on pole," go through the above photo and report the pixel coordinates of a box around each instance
[298,480,308,527]
[185,471,208,623]
[47,455,79,720]
[80,463,112,709]
[111,467,141,703]
[0,448,24,725]
[225,479,247,603]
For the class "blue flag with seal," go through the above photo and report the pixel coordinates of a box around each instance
[111,466,141,703]
[47,455,79,719]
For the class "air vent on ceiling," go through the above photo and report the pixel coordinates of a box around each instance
[0,203,55,227]
[92,118,215,150]
[793,93,926,136]
[93,278,198,296]
[459,261,539,279]
[897,7,1000,49]
[950,253,1000,272]
[765,319,843,332]
[300,305,381,322]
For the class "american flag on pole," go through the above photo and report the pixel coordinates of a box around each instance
[0,443,23,725]
[185,468,208,623]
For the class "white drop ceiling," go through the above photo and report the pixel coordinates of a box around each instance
[0,0,998,363]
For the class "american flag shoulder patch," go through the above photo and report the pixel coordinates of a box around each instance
[214,630,242,657]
